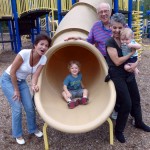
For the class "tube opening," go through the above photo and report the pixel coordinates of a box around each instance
[46,45,102,96]
[36,43,115,132]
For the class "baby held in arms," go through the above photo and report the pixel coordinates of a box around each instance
[120,28,141,75]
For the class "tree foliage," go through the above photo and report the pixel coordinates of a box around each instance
[132,0,150,19]
[143,0,150,18]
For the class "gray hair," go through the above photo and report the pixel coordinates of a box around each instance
[110,13,126,26]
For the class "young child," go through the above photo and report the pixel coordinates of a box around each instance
[62,60,88,109]
[120,28,141,75]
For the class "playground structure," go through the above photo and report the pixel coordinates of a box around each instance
[0,1,147,149]
[37,1,148,149]
[0,0,145,54]
[0,0,75,53]
[132,0,144,60]
[35,1,116,149]
[132,11,143,59]
[0,0,50,53]
[145,11,150,38]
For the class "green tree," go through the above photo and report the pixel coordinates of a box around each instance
[143,0,150,19]
[132,0,150,19]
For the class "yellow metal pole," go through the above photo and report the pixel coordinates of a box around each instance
[107,118,114,145]
[16,0,21,16]
[25,0,29,11]
[43,123,49,150]
[137,0,139,11]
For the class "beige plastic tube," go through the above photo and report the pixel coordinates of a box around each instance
[35,0,116,134]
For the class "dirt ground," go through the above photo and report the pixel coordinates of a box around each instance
[0,39,150,150]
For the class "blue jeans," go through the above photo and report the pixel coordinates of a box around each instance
[1,72,37,138]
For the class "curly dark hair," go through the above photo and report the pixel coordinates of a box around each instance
[34,33,52,48]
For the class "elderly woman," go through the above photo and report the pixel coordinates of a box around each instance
[105,13,150,143]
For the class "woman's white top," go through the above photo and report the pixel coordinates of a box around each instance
[5,49,47,80]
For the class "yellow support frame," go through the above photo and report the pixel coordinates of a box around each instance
[43,123,49,150]
[0,0,72,35]
[118,0,128,11]
[49,0,73,36]
[16,0,51,17]
[0,0,12,18]
[43,117,114,150]
[61,0,72,11]
[132,10,144,60]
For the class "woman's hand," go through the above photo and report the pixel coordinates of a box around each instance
[126,61,138,72]
[126,49,138,72]
[31,65,44,93]
[32,84,39,92]
[13,90,21,101]
[107,47,136,66]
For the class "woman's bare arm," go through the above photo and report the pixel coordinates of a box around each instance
[31,65,45,92]
[107,46,136,66]
[10,54,23,100]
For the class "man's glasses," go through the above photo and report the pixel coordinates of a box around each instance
[98,10,110,14]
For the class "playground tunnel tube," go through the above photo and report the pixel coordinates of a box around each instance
[35,0,116,134]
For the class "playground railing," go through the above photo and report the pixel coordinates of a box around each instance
[16,0,51,17]
[132,11,144,60]
[0,0,12,19]
[0,0,73,22]
[118,0,128,11]
[16,0,72,18]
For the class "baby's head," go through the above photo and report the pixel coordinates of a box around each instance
[68,60,80,76]
[120,28,133,44]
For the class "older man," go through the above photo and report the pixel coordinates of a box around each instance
[86,2,112,58]
[66,2,112,58]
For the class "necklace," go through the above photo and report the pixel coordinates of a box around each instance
[31,49,41,67]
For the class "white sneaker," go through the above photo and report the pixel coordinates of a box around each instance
[34,130,43,138]
[16,137,25,145]
[111,110,118,120]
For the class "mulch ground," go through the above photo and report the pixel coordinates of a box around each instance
[0,39,150,150]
